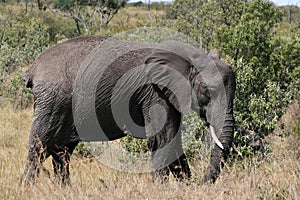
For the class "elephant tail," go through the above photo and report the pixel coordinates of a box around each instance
[22,68,33,88]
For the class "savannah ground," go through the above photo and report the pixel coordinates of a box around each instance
[0,103,299,199]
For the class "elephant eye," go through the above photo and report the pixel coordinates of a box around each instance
[191,53,200,59]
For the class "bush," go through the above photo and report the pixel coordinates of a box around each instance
[0,6,78,107]
[0,70,34,108]
[0,9,51,107]
[166,0,300,158]
[0,10,50,74]
[121,135,148,154]
[181,112,211,161]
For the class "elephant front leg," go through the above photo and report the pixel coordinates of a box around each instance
[168,154,190,181]
[147,134,191,182]
[143,96,191,182]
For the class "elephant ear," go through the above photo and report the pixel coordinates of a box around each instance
[145,49,193,114]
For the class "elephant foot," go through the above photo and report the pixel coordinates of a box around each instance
[202,166,219,184]
[20,159,43,186]
[52,158,71,186]
[20,168,38,186]
[169,154,191,181]
[150,167,170,183]
[150,154,191,183]
[53,172,71,186]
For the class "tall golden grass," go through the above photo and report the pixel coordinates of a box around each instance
[0,103,299,199]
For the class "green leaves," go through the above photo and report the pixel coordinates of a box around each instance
[121,135,148,154]
[0,9,50,107]
[0,6,79,108]
[0,10,50,74]
[182,111,209,160]
[167,0,300,157]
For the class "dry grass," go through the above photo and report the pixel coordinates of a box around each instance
[0,103,299,200]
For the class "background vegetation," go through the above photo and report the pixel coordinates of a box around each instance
[0,0,299,199]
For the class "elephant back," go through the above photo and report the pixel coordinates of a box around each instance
[23,36,107,91]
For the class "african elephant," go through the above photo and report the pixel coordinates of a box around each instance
[21,36,236,185]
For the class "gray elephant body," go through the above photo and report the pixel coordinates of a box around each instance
[22,36,236,185]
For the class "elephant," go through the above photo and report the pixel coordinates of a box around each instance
[21,36,236,185]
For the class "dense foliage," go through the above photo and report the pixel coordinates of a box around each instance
[167,0,300,157]
[0,5,78,107]
[0,8,48,107]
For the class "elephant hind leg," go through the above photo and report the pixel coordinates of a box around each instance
[21,137,49,185]
[51,141,78,185]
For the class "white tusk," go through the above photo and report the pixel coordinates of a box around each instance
[209,125,224,150]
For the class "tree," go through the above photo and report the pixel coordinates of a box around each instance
[166,0,216,48]
[54,0,128,34]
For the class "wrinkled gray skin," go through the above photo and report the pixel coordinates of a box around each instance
[21,36,236,185]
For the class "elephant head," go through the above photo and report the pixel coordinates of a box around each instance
[144,41,236,183]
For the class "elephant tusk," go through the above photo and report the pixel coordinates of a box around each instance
[209,125,224,150]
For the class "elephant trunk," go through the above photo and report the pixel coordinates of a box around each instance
[203,112,234,184]
[203,72,236,184]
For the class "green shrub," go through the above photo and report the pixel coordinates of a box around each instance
[0,9,51,107]
[74,142,93,158]
[121,135,148,154]
[0,10,50,74]
[181,112,209,161]
[34,11,78,43]
[0,6,78,107]
[0,70,34,108]
[167,0,300,155]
